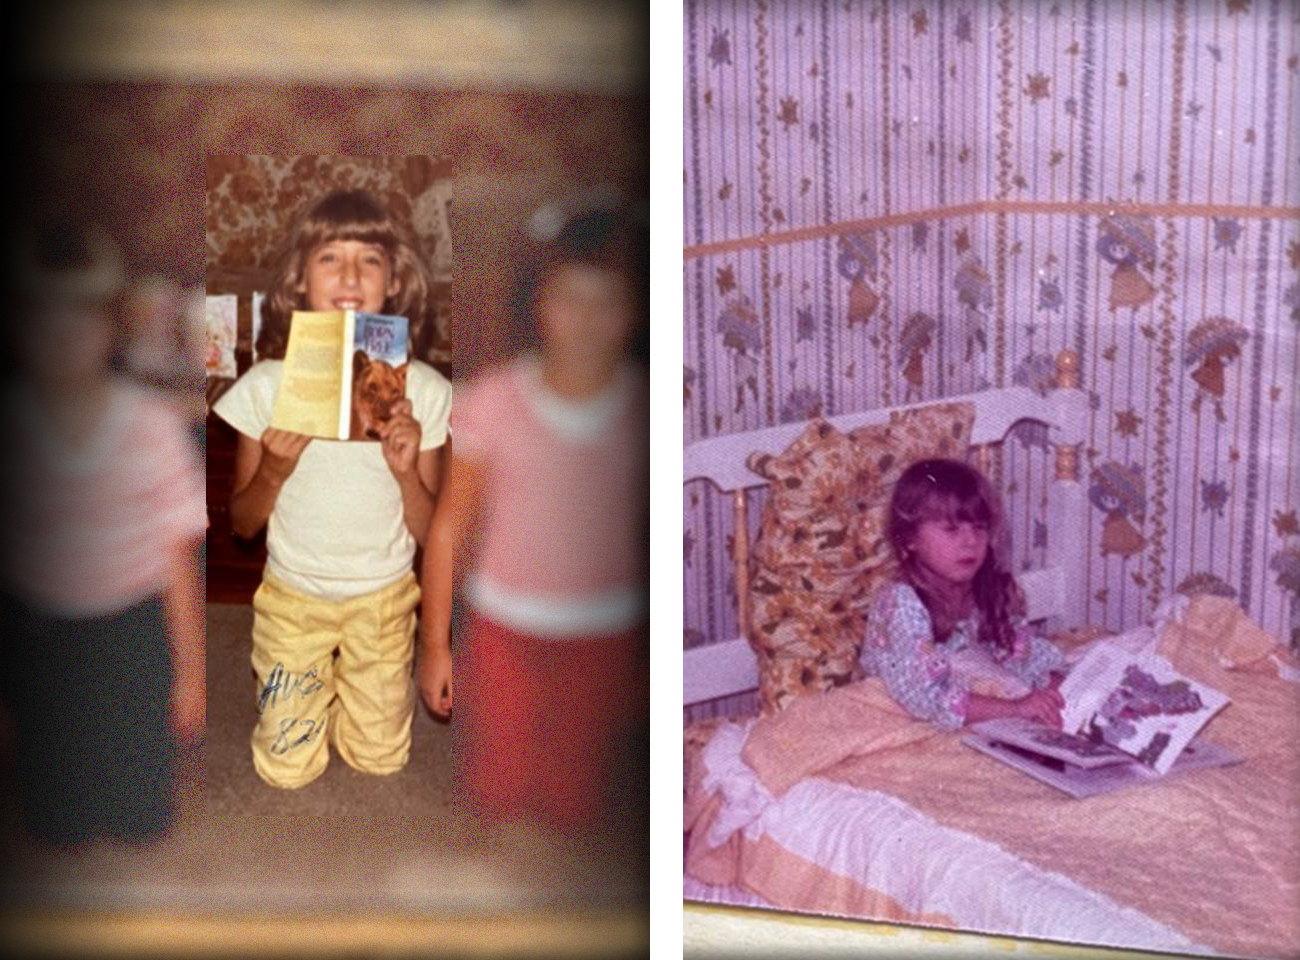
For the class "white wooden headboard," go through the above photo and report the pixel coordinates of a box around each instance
[684,351,1090,708]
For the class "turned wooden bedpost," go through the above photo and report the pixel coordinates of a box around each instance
[733,490,752,641]
[1053,349,1082,482]
[1047,347,1088,629]
[975,442,1001,486]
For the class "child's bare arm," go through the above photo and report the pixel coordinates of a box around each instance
[163,538,206,743]
[416,453,485,717]
[376,398,438,544]
[228,429,310,538]
[394,446,439,545]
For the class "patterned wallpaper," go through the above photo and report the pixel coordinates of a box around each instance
[15,82,647,375]
[206,155,454,280]
[684,0,1300,712]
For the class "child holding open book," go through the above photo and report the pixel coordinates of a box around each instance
[860,458,1069,730]
[212,189,451,789]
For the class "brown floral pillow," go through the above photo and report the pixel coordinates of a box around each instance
[748,420,888,569]
[745,403,975,713]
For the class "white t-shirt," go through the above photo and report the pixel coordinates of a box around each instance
[213,359,452,601]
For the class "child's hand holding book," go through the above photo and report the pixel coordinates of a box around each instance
[376,397,420,478]
[259,427,312,484]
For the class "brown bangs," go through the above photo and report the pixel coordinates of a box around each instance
[297,220,399,257]
[294,190,404,254]
[915,487,993,527]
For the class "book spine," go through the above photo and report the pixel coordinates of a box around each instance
[338,309,355,439]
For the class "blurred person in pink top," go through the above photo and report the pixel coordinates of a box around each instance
[0,223,207,845]
[418,206,648,857]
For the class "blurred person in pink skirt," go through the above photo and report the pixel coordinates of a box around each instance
[418,205,648,853]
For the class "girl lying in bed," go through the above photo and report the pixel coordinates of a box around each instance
[860,458,1069,730]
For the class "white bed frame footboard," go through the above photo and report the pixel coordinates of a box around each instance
[684,351,1090,708]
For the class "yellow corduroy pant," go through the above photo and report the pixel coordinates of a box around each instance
[249,571,421,789]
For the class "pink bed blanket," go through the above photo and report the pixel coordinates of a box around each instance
[684,596,1300,958]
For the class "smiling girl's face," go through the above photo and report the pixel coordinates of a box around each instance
[297,240,399,314]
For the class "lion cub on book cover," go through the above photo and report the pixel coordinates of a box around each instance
[351,350,408,441]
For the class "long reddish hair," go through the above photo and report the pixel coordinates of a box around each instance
[885,458,1024,654]
[257,190,429,360]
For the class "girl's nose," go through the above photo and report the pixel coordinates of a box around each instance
[340,256,359,286]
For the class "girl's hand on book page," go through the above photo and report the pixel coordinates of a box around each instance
[378,398,420,478]
[417,645,453,718]
[260,428,311,483]
[1013,689,1063,728]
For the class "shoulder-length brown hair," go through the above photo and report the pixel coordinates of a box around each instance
[256,189,430,361]
[886,457,1025,654]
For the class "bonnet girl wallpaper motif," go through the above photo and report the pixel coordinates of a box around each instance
[1096,211,1157,314]
[1184,316,1250,423]
[716,293,763,418]
[1090,461,1148,561]
[899,311,937,402]
[953,255,992,363]
[838,231,882,330]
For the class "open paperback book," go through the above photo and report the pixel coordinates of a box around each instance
[962,639,1239,797]
[271,309,409,440]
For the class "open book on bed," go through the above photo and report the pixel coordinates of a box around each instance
[962,639,1240,798]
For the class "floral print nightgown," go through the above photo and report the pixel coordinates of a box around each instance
[858,581,1068,730]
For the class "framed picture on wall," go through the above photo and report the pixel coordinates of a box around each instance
[205,294,237,379]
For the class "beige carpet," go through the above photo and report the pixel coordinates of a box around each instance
[0,603,646,921]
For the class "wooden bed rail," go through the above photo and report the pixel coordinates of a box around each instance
[732,490,752,646]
